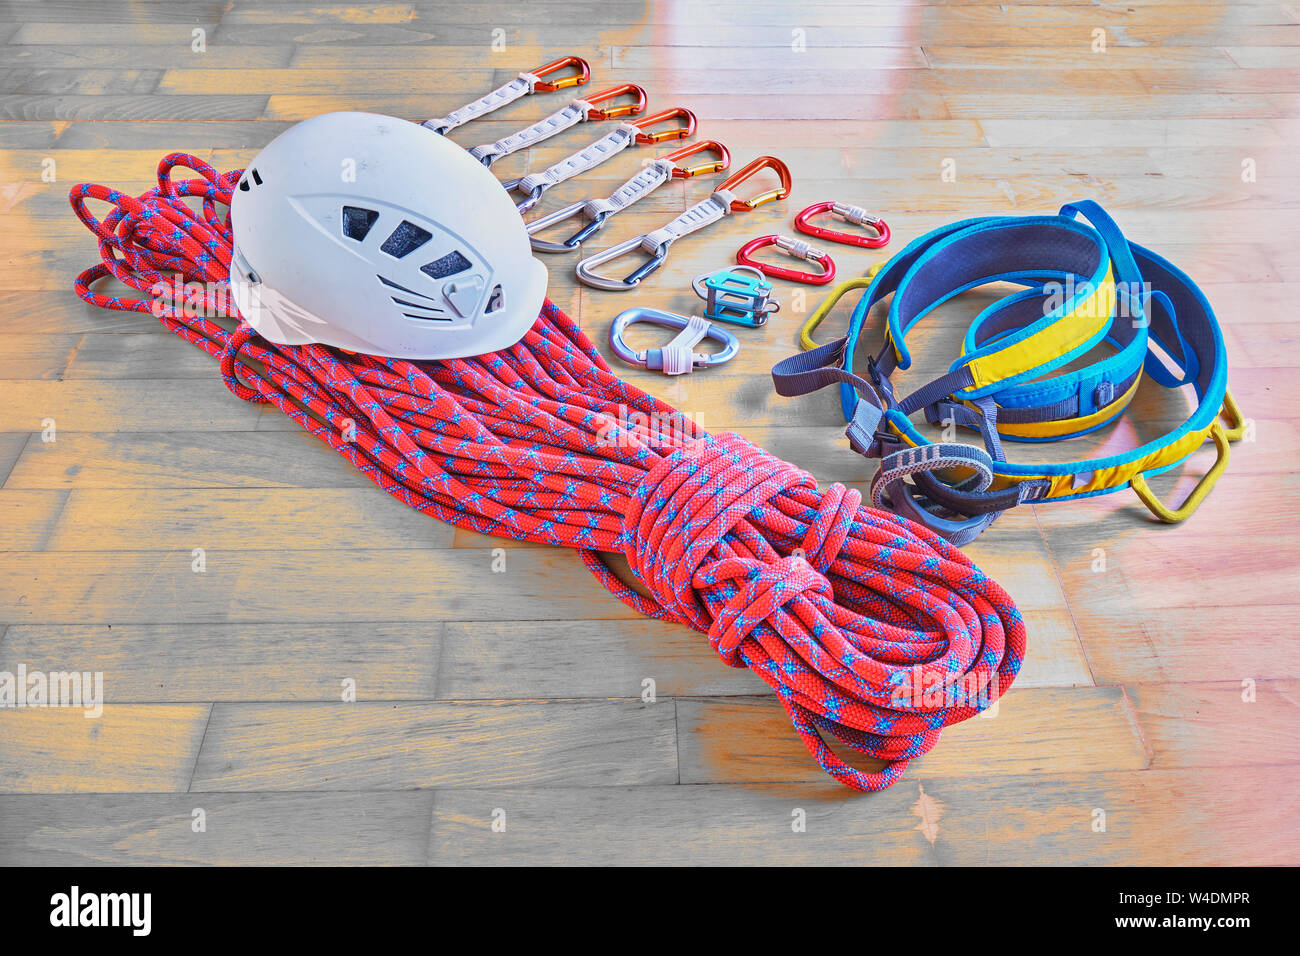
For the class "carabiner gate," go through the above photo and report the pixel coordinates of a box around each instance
[718,155,793,210]
[580,83,647,120]
[794,200,891,249]
[574,235,670,290]
[629,107,697,144]
[527,55,591,92]
[736,234,837,285]
[660,139,731,178]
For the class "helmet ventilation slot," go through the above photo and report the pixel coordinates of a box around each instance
[380,220,433,258]
[342,205,380,241]
[419,250,472,280]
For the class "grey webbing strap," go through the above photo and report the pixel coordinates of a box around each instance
[468,99,592,165]
[581,159,675,219]
[516,124,639,195]
[654,314,712,375]
[637,188,736,255]
[422,72,538,135]
[869,442,1002,546]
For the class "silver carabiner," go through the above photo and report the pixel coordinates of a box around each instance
[608,307,739,374]
[574,236,670,291]
[500,177,547,214]
[526,201,607,253]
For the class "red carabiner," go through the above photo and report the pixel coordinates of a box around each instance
[528,55,591,92]
[581,83,648,120]
[660,139,731,178]
[794,200,890,249]
[629,107,697,144]
[736,235,836,285]
[717,156,793,211]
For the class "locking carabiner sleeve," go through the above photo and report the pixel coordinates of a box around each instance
[528,55,591,92]
[794,201,891,249]
[737,234,837,285]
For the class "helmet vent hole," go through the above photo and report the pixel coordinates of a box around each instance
[419,250,472,281]
[250,168,263,185]
[486,284,505,313]
[381,220,433,258]
[342,205,379,241]
[238,178,250,192]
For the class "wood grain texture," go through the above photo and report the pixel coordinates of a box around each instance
[1,0,1297,866]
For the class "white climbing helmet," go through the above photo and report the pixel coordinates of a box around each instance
[228,111,548,360]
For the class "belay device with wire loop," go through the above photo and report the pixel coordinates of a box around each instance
[68,106,1030,792]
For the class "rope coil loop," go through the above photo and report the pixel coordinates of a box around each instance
[68,154,1028,792]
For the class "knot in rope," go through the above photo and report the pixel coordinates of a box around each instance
[623,433,849,666]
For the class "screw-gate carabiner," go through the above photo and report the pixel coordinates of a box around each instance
[527,55,591,92]
[580,83,648,120]
[628,107,697,143]
[526,140,731,253]
[736,234,837,285]
[608,307,739,374]
[719,155,793,210]
[794,201,891,249]
[575,154,793,291]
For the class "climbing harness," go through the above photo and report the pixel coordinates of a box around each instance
[608,307,739,374]
[502,107,696,214]
[690,266,779,327]
[422,55,590,135]
[736,234,836,285]
[575,155,793,290]
[467,83,647,167]
[797,268,883,350]
[226,112,547,360]
[527,140,730,252]
[772,202,1244,544]
[794,200,891,249]
[69,148,1028,793]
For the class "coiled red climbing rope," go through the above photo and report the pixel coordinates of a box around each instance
[68,153,1026,791]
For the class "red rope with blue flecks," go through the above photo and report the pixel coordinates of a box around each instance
[68,153,1027,791]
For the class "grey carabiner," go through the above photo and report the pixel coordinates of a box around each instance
[574,236,669,291]
[526,200,591,253]
[608,307,739,373]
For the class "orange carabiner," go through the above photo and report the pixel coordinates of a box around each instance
[630,107,697,144]
[718,156,793,211]
[581,83,648,120]
[528,55,591,92]
[660,139,731,178]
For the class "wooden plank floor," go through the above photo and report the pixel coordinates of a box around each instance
[2,0,1299,865]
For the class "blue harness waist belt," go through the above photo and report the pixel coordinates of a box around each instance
[770,201,1244,545]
